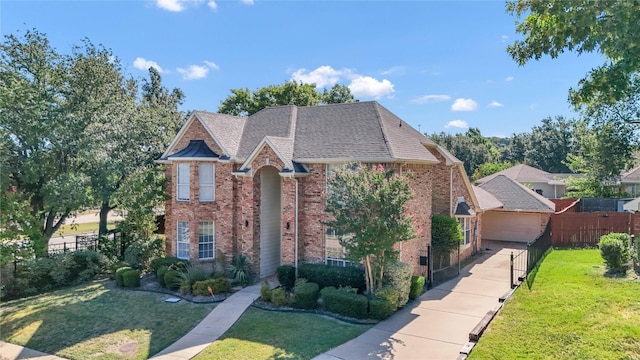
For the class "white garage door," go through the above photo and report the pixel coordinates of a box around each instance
[482,211,544,243]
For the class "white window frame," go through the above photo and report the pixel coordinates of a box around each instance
[457,217,471,246]
[177,163,190,201]
[198,221,215,260]
[199,163,215,202]
[177,221,190,260]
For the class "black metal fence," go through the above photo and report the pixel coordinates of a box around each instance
[508,221,553,288]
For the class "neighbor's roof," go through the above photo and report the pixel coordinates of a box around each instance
[478,175,555,212]
[621,166,640,183]
[472,185,503,211]
[163,101,440,167]
[475,163,583,186]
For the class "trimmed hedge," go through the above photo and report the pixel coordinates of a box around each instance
[164,270,181,290]
[409,276,425,300]
[321,286,368,319]
[150,256,189,273]
[369,297,395,320]
[115,266,132,287]
[277,265,296,290]
[122,269,141,288]
[272,287,287,306]
[192,278,231,295]
[290,282,320,309]
[599,233,631,271]
[374,287,399,311]
[260,283,272,301]
[383,261,412,307]
[157,266,169,287]
[298,263,365,292]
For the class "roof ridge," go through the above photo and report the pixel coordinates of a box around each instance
[372,102,395,159]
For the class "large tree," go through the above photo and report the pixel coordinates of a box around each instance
[217,81,355,116]
[525,116,577,173]
[324,164,416,295]
[507,0,640,107]
[430,128,500,175]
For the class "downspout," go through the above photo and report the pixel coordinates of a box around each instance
[294,178,299,278]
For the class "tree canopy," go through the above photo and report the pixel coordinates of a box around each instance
[217,81,355,116]
[507,0,640,107]
[429,128,500,176]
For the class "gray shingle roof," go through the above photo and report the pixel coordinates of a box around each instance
[622,166,640,183]
[196,111,246,157]
[478,175,555,212]
[472,185,503,211]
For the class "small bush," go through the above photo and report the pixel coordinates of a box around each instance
[369,297,395,320]
[271,287,287,306]
[290,282,319,309]
[122,269,141,288]
[383,260,412,307]
[321,287,368,319]
[298,263,365,292]
[192,278,231,295]
[228,254,252,286]
[374,287,399,311]
[177,265,212,294]
[115,266,132,287]
[277,265,296,290]
[150,256,189,273]
[635,236,640,262]
[157,266,169,287]
[123,236,164,270]
[409,276,425,300]
[164,269,181,290]
[260,282,272,301]
[599,233,631,271]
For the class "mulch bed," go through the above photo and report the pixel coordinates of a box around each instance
[132,273,237,303]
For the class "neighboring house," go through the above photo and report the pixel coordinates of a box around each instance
[157,101,480,278]
[475,164,581,198]
[475,175,555,243]
[621,166,640,197]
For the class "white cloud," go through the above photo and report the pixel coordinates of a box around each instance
[488,100,504,108]
[207,1,217,10]
[505,76,515,82]
[241,0,254,4]
[348,76,394,99]
[501,35,509,42]
[451,98,478,111]
[291,66,344,88]
[133,57,164,73]
[445,120,469,129]
[381,66,405,75]
[204,60,219,70]
[155,0,208,12]
[177,64,209,80]
[412,94,451,104]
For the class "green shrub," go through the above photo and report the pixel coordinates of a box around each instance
[177,265,212,294]
[431,214,463,268]
[409,275,425,300]
[298,263,365,292]
[260,282,272,301]
[290,282,319,309]
[192,278,231,296]
[115,266,132,287]
[110,260,129,276]
[150,256,189,273]
[123,236,164,270]
[277,265,296,290]
[122,269,141,287]
[383,260,412,307]
[271,287,287,306]
[321,287,368,319]
[228,254,252,286]
[374,287,399,310]
[599,233,631,271]
[635,235,640,262]
[164,269,181,290]
[369,297,395,320]
[157,266,169,287]
[214,249,227,277]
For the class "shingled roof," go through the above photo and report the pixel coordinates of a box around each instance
[161,101,440,170]
[622,166,640,183]
[478,175,555,212]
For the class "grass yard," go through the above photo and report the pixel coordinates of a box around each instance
[469,249,640,360]
[194,307,373,360]
[53,221,118,237]
[1,280,216,360]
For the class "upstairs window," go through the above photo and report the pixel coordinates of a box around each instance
[177,163,190,201]
[199,163,215,202]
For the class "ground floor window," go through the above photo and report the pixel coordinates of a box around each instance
[325,228,355,267]
[177,221,190,259]
[457,217,471,245]
[198,221,214,260]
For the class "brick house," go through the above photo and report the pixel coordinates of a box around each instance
[157,101,480,278]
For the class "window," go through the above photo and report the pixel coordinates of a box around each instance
[198,221,214,260]
[177,221,190,259]
[199,163,215,202]
[325,228,354,267]
[177,163,190,201]
[457,217,471,245]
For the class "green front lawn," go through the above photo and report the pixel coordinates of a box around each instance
[53,221,118,237]
[194,307,373,360]
[1,280,216,360]
[469,249,640,359]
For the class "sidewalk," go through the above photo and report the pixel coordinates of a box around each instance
[0,341,67,360]
[313,240,525,360]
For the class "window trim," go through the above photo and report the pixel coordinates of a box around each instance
[177,163,190,202]
[198,221,215,260]
[198,163,215,202]
[177,221,190,260]
[457,217,471,246]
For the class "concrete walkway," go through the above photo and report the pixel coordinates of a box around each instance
[150,282,264,360]
[313,240,526,360]
[0,341,67,360]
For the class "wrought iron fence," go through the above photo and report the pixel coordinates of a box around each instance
[508,221,553,288]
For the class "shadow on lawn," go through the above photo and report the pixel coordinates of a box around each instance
[3,280,213,359]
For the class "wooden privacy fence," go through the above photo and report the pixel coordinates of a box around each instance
[550,212,640,247]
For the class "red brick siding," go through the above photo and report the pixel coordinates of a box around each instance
[172,118,223,156]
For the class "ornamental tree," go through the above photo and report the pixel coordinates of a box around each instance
[324,164,416,295]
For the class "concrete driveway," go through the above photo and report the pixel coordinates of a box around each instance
[314,240,526,360]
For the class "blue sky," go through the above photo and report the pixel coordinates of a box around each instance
[2,0,605,137]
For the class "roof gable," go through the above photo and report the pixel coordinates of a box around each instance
[622,166,640,183]
[478,175,555,212]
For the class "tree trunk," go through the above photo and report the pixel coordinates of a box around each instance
[98,201,111,237]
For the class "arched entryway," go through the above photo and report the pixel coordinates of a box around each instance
[259,166,282,277]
